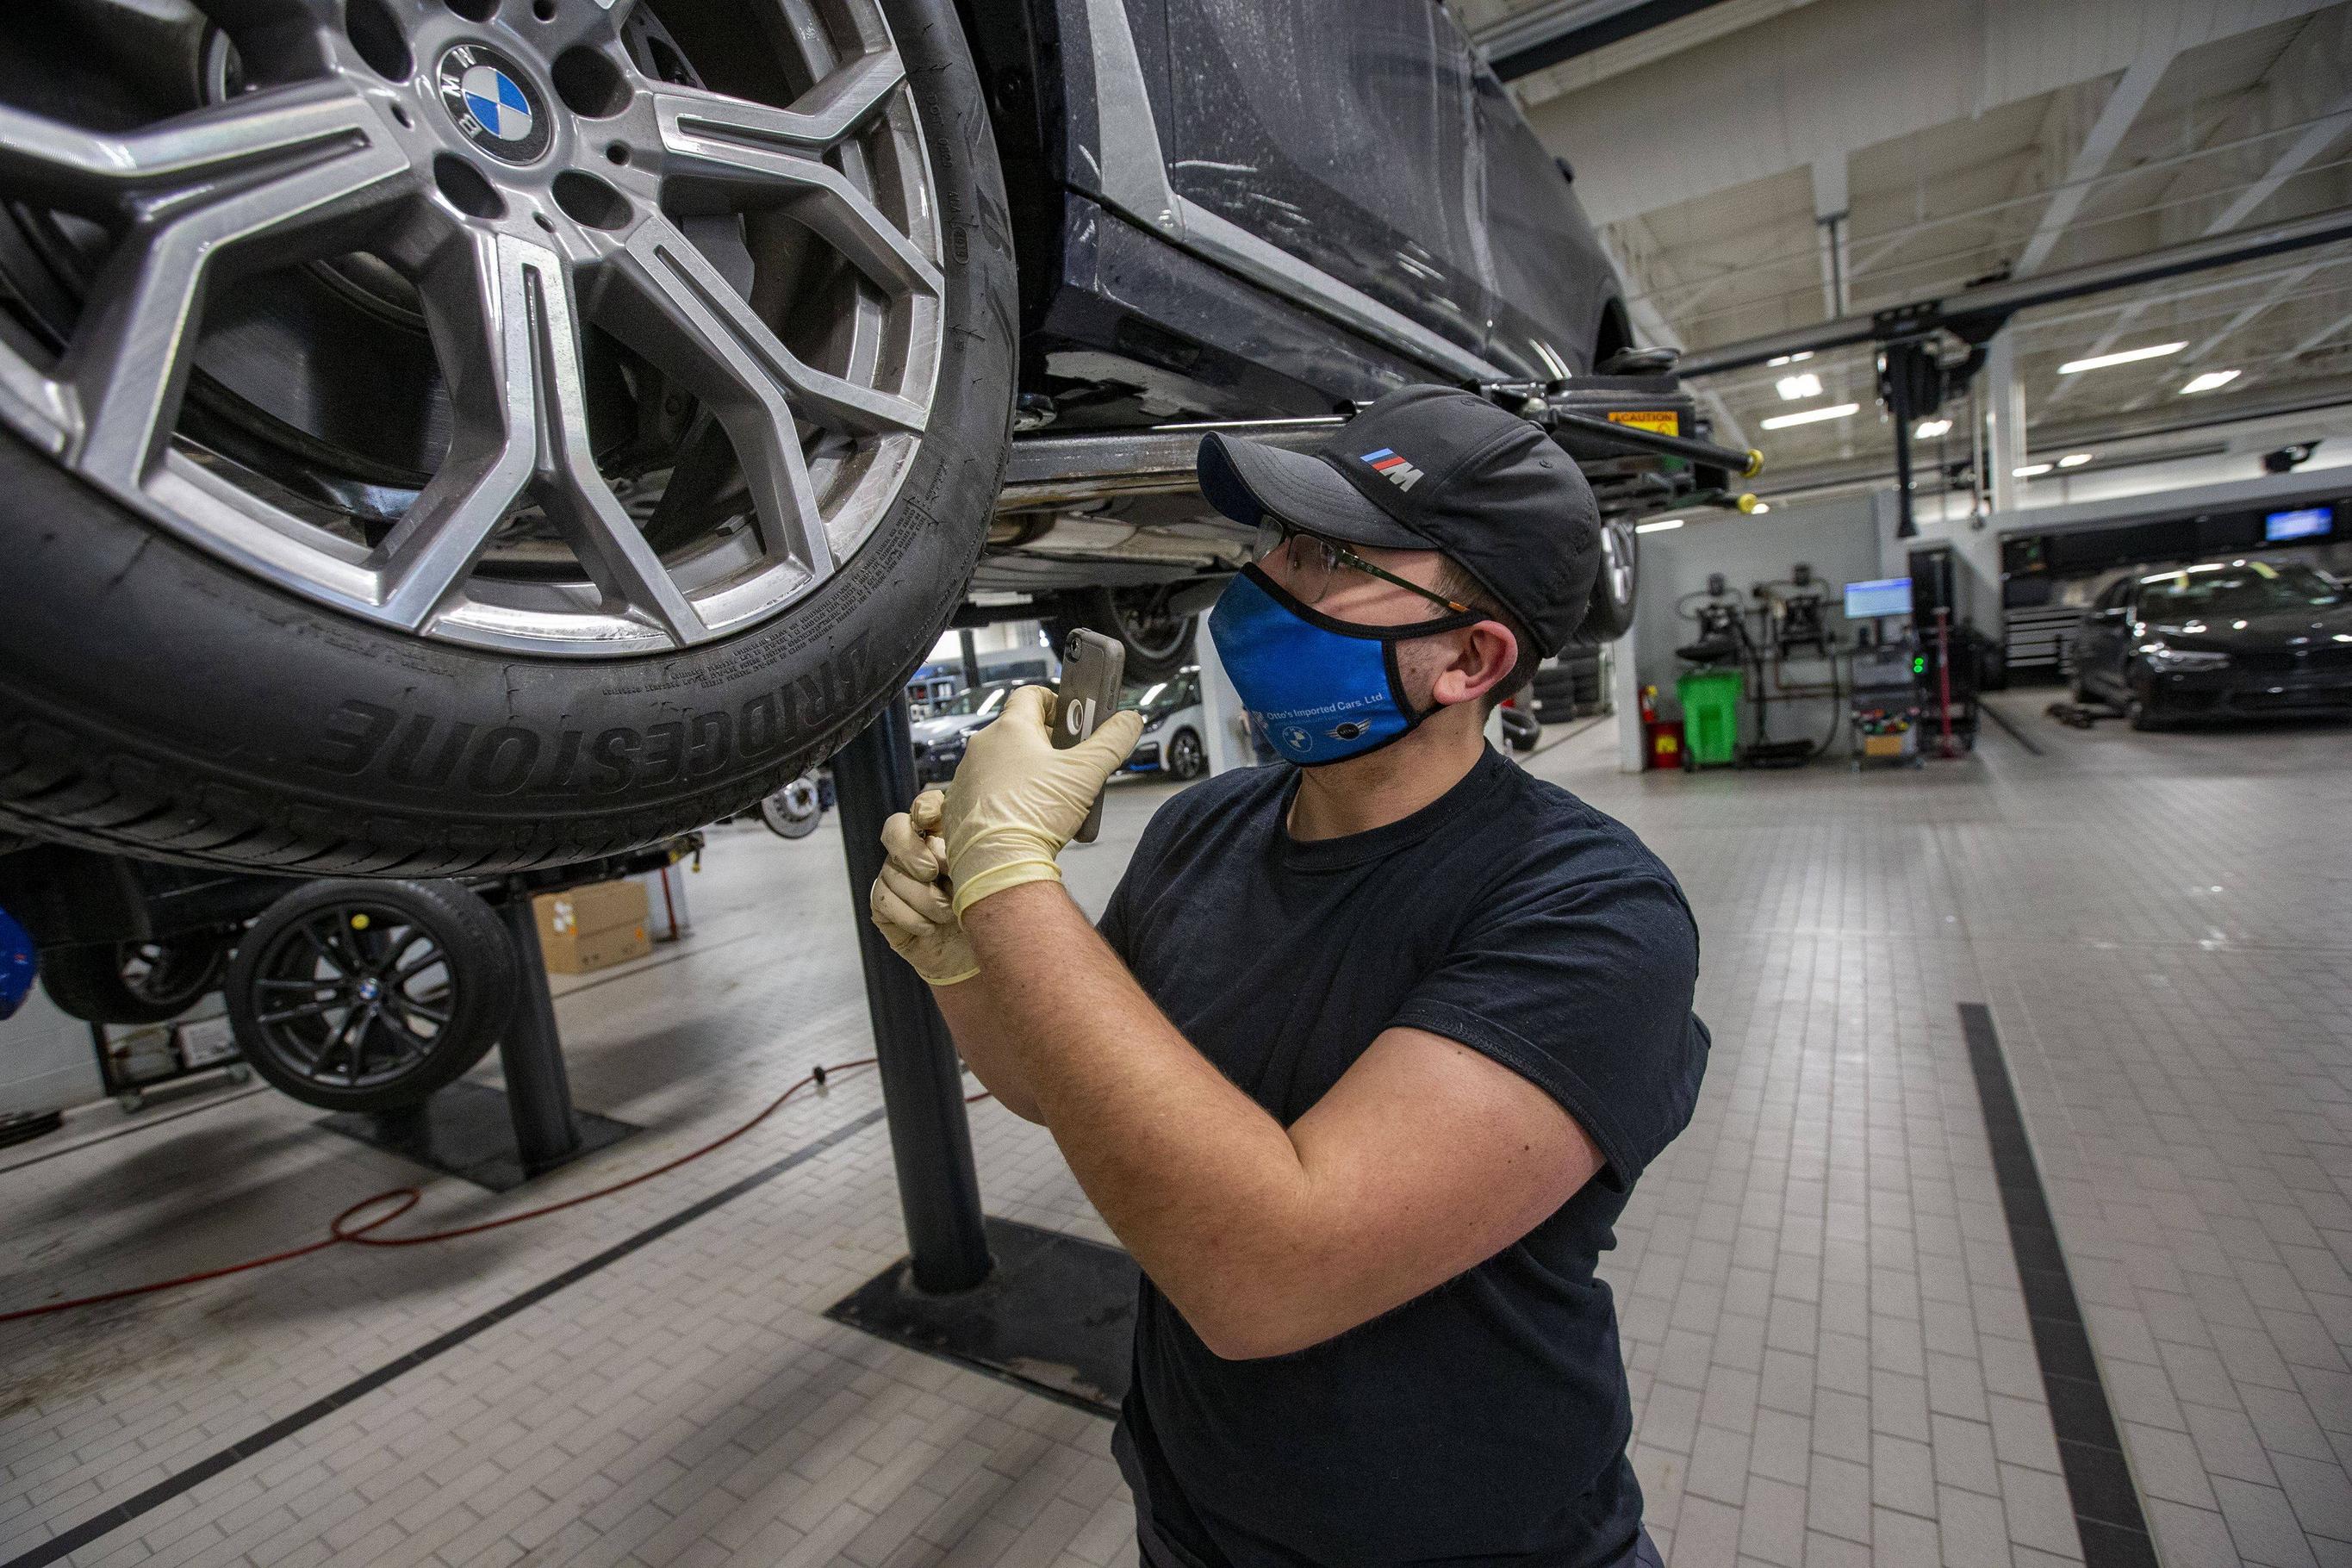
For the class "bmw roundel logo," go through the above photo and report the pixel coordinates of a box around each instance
[436,44,551,164]
[1282,726,1311,751]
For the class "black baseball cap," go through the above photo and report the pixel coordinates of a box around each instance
[1198,384,1601,656]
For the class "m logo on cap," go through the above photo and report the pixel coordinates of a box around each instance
[1360,448,1424,492]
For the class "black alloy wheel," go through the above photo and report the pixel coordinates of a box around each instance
[224,878,515,1111]
[0,0,1015,875]
[1049,587,1198,682]
[39,935,232,1025]
[1166,728,1205,781]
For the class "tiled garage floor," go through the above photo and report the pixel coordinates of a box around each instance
[3,695,2346,1568]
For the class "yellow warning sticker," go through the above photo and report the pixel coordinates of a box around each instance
[1608,410,1680,437]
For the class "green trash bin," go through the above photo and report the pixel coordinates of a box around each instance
[1676,668,1742,768]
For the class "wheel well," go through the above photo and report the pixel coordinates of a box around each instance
[950,0,1066,340]
[1593,296,1636,369]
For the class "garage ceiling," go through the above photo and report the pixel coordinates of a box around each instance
[1459,0,2352,481]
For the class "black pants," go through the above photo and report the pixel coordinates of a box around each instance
[1135,1521,1665,1568]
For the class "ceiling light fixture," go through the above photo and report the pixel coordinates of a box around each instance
[1634,518,1684,533]
[1765,352,1814,367]
[1913,418,1952,439]
[2057,452,2093,468]
[2058,342,2185,374]
[1759,402,1859,430]
[2179,369,2241,394]
[1775,372,1823,401]
[2013,463,2052,477]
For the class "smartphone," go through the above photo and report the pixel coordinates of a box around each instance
[1054,629,1126,844]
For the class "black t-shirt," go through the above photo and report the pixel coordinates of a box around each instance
[1097,748,1709,1567]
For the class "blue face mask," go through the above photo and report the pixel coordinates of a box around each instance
[0,905,34,1022]
[1207,564,1484,767]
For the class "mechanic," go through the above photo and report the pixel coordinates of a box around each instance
[868,385,1708,1568]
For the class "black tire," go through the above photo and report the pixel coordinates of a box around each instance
[2125,693,2172,732]
[226,879,516,1112]
[39,936,229,1025]
[1048,588,1198,682]
[0,2,1016,877]
[1569,521,1638,644]
[1166,727,1206,781]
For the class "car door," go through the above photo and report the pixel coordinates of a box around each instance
[1158,0,1494,358]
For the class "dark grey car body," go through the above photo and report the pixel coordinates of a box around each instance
[970,0,1628,427]
[960,0,1659,600]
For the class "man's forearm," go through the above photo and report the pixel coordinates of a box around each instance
[931,982,1044,1123]
[958,882,1317,1357]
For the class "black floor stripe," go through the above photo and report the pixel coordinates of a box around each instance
[1957,1003,2158,1568]
[4,1104,887,1568]
[1977,699,2046,756]
[0,1086,271,1177]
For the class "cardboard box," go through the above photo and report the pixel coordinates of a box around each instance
[535,880,648,940]
[540,922,652,974]
[534,880,653,974]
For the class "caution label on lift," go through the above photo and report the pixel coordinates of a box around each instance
[1608,410,1681,437]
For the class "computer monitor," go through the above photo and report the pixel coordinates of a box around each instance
[1844,576,1913,619]
[2264,506,2333,544]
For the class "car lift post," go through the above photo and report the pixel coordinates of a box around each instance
[832,694,993,1293]
[493,898,585,1173]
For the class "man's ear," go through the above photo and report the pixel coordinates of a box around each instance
[1428,620,1519,708]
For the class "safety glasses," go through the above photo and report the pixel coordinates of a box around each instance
[1250,516,1473,615]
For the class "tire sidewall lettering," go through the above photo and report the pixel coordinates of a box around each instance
[300,631,880,805]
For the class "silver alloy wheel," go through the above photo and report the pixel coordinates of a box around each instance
[0,0,943,656]
[759,772,824,837]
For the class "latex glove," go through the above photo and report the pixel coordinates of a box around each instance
[868,789,979,985]
[943,685,1144,918]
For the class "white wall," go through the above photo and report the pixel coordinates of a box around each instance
[1633,495,1885,753]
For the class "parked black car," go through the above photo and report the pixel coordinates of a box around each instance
[908,681,1021,784]
[0,0,1683,877]
[2071,560,2352,728]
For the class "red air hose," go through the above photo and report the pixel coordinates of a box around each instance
[0,1056,880,1324]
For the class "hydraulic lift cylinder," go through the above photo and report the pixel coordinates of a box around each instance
[831,694,993,1293]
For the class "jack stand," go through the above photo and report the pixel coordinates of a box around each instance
[494,896,586,1173]
[318,890,638,1192]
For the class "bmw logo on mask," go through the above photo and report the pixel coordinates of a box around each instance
[437,45,551,164]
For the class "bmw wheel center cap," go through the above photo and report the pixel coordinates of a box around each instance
[437,44,551,163]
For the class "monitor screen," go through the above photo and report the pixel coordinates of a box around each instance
[2264,506,2333,544]
[1844,576,1913,619]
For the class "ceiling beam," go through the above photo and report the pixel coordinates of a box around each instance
[2012,40,2176,277]
[2117,262,2323,411]
[1671,206,2352,377]
[1813,156,1851,320]
[2286,305,2352,360]
[2202,90,2352,236]
[2045,97,2352,413]
[1480,0,1738,83]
